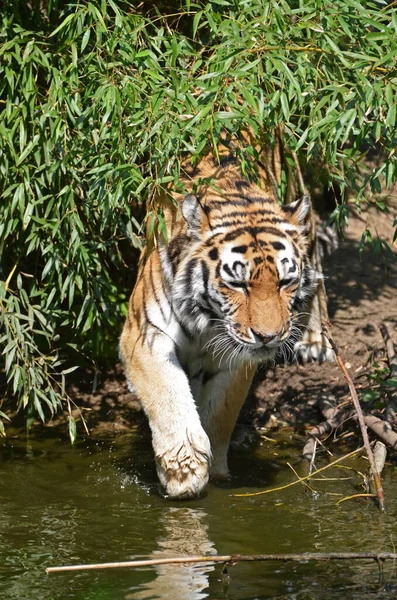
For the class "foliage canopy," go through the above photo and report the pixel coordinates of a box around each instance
[1,0,396,437]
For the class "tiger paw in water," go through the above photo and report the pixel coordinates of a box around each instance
[155,431,212,499]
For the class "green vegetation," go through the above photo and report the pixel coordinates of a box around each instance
[1,0,396,436]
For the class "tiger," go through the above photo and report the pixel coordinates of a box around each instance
[120,133,333,499]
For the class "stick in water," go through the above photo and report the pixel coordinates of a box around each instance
[321,321,385,512]
[46,552,397,573]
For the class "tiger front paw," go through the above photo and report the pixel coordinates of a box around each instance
[155,430,212,499]
[294,329,335,363]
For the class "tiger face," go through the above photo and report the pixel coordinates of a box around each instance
[207,238,301,358]
[172,193,318,363]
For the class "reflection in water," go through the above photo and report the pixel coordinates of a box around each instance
[3,435,397,599]
[127,507,216,600]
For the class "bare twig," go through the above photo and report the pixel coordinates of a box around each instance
[291,150,308,195]
[46,552,397,573]
[327,411,397,451]
[336,493,376,505]
[322,322,385,512]
[303,393,348,460]
[287,462,316,494]
[234,446,364,497]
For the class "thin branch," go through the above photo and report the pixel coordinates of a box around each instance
[303,393,343,460]
[287,462,316,494]
[336,493,376,505]
[291,150,308,196]
[233,446,363,497]
[322,322,385,512]
[361,414,397,450]
[46,552,397,574]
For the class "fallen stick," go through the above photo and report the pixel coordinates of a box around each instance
[46,552,397,573]
[322,322,385,512]
[369,441,387,497]
[362,414,397,450]
[304,394,397,456]
[336,493,376,505]
[373,440,387,475]
[302,393,348,460]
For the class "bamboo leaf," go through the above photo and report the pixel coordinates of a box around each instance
[49,13,76,37]
[16,135,40,166]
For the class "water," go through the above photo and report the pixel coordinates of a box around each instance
[1,426,396,600]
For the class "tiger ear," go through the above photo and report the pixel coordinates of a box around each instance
[282,194,311,226]
[182,194,206,238]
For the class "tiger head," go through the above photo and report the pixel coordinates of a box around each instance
[172,192,320,363]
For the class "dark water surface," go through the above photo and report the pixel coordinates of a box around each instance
[1,427,397,600]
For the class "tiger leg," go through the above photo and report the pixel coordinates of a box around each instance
[120,327,211,499]
[198,363,257,477]
[294,216,334,362]
[295,276,334,362]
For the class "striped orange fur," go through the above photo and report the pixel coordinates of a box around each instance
[120,143,328,498]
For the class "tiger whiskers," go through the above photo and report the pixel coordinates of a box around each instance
[277,325,302,364]
[290,314,314,334]
[204,330,234,365]
[227,342,246,371]
[203,330,228,352]
[204,325,247,369]
[205,315,310,369]
[293,311,312,319]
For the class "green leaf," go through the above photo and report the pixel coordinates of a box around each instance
[61,366,79,375]
[280,92,290,121]
[34,394,46,422]
[386,104,396,129]
[362,389,380,403]
[49,13,76,37]
[384,379,397,388]
[0,410,11,422]
[4,345,17,374]
[81,29,91,52]
[16,135,40,166]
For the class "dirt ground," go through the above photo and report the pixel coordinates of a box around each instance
[54,195,397,451]
[251,201,397,438]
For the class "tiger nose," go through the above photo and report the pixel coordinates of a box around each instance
[250,328,283,344]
